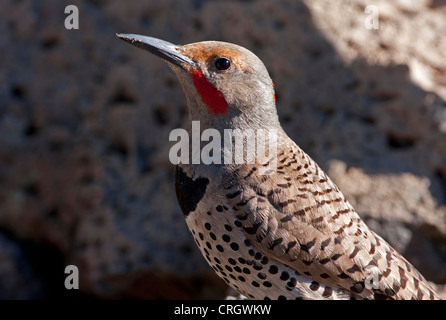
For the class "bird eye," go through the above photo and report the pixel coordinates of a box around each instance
[214,57,231,71]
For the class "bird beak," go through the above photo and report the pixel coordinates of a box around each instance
[116,33,197,69]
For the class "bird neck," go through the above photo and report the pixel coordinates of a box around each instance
[179,98,286,172]
[184,96,282,135]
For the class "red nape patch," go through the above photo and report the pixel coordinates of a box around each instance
[189,70,228,114]
[272,82,276,102]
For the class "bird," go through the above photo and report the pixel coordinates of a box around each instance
[117,33,440,300]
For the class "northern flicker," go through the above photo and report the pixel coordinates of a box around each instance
[117,33,440,300]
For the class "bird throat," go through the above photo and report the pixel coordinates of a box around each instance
[189,70,228,115]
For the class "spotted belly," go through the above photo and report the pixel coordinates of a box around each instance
[185,204,352,300]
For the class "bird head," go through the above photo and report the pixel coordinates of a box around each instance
[117,34,280,132]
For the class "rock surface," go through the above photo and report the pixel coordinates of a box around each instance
[0,0,445,299]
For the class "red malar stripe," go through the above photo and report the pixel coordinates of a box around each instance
[190,70,228,114]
